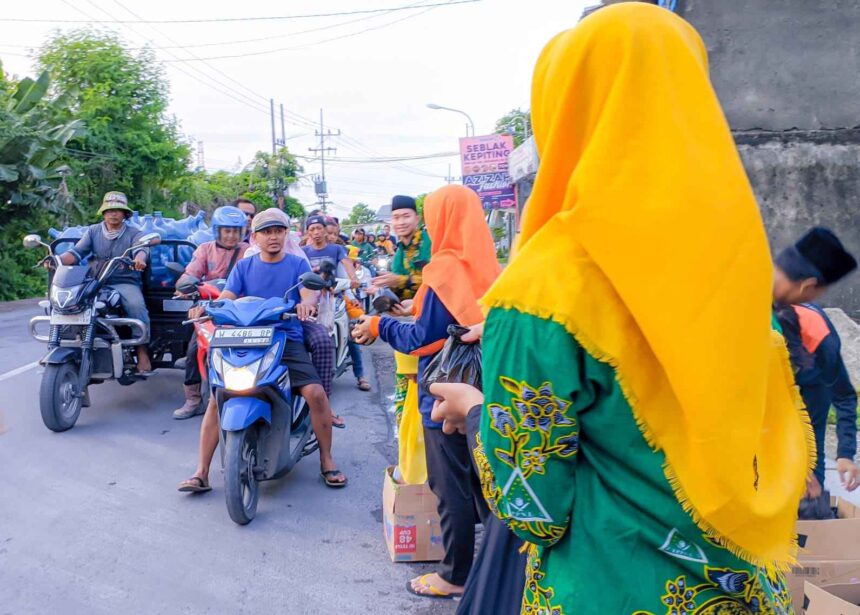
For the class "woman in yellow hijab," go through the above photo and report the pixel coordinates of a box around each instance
[432,3,812,613]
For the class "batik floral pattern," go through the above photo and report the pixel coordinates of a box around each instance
[488,377,579,479]
[522,544,565,615]
[632,563,793,615]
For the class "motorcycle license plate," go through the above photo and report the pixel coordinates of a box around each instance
[211,327,274,348]
[50,312,90,325]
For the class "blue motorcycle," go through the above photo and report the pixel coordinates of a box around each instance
[192,272,327,525]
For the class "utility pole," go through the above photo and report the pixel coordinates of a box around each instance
[279,104,286,147]
[308,108,340,213]
[196,140,205,170]
[270,98,277,155]
[444,163,460,184]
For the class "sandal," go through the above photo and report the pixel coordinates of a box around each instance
[332,414,346,429]
[177,476,212,493]
[356,378,371,392]
[405,574,463,600]
[321,469,348,488]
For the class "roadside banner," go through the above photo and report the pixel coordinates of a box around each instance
[459,134,516,210]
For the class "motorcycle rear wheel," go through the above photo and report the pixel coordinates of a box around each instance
[39,362,82,432]
[224,425,260,525]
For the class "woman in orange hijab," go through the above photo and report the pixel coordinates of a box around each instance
[353,184,501,598]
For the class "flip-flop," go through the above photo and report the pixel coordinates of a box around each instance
[332,414,346,429]
[357,378,371,391]
[405,574,463,600]
[177,476,211,493]
[321,469,348,488]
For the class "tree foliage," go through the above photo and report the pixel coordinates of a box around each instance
[343,202,377,226]
[37,30,191,218]
[494,108,532,148]
[0,61,85,300]
[171,147,305,219]
[0,32,310,300]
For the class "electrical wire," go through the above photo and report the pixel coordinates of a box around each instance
[66,0,271,119]
[161,3,446,62]
[0,1,480,24]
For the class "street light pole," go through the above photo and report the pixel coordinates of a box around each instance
[426,103,476,137]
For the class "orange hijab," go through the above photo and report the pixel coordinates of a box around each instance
[414,185,501,326]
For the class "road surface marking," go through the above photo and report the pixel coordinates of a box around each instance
[0,361,39,383]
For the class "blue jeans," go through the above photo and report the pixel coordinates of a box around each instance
[110,283,150,343]
[348,340,364,379]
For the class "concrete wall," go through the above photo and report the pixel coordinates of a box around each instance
[736,133,860,316]
[682,0,860,131]
[678,0,860,314]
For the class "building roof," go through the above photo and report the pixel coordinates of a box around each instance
[375,204,392,222]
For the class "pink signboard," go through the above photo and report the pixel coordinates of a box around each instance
[459,134,516,210]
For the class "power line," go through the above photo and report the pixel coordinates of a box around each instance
[101,1,320,128]
[61,0,271,119]
[161,4,446,62]
[109,0,285,119]
[1,0,432,51]
[0,1,480,24]
[297,152,458,163]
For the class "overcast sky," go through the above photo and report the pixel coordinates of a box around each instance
[1,0,590,216]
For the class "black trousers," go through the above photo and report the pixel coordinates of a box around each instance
[184,334,201,386]
[423,426,488,586]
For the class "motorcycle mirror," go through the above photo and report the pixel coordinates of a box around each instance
[23,234,44,249]
[165,261,187,278]
[134,232,161,248]
[299,272,327,291]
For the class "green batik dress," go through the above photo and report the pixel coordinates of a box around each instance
[479,308,794,615]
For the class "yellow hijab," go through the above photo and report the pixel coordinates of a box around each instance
[482,3,813,567]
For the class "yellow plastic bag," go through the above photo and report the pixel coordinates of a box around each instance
[397,378,427,485]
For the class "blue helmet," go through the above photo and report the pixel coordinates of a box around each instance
[211,205,246,235]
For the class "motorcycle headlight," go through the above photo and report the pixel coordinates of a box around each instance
[211,348,225,380]
[51,284,83,310]
[258,342,281,377]
[223,359,261,392]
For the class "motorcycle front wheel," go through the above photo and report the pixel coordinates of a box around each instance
[224,425,261,525]
[39,362,82,432]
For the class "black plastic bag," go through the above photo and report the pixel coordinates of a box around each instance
[422,324,483,397]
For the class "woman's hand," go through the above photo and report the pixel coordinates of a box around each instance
[806,472,823,499]
[352,316,376,345]
[389,299,414,317]
[187,305,205,320]
[429,382,484,435]
[461,322,483,343]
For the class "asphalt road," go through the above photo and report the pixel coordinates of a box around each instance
[0,299,453,615]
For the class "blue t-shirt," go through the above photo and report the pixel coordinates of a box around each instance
[303,244,347,274]
[224,254,311,342]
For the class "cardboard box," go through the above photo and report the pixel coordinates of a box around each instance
[803,581,860,614]
[797,499,860,560]
[788,560,860,614]
[382,466,444,563]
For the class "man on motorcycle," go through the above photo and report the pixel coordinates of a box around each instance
[59,191,153,374]
[235,197,257,242]
[303,217,368,391]
[179,208,347,491]
[303,215,360,287]
[172,205,249,419]
[372,195,431,301]
[376,225,396,256]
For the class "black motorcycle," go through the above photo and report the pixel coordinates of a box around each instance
[24,232,194,432]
